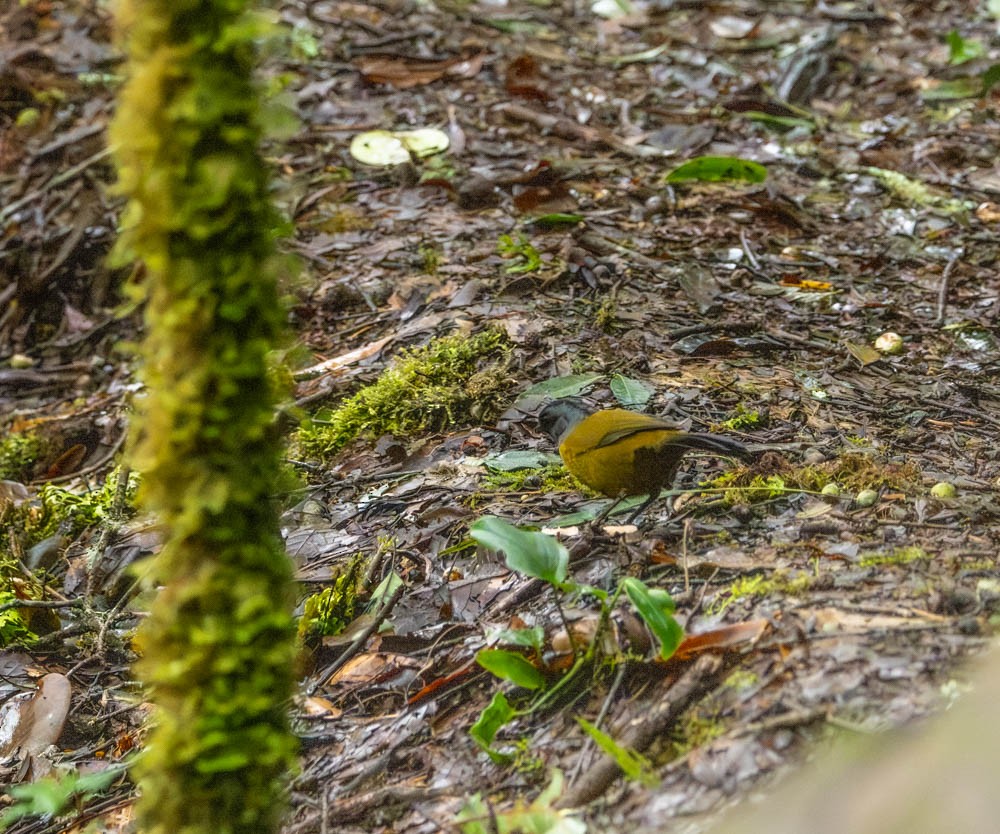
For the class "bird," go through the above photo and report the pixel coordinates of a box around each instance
[537,398,752,520]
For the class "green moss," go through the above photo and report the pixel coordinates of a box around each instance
[508,736,546,776]
[723,669,759,691]
[310,206,371,234]
[418,242,441,275]
[0,431,45,481]
[297,553,365,643]
[592,298,617,333]
[0,467,138,564]
[482,462,584,495]
[710,570,812,615]
[110,0,298,830]
[296,329,513,461]
[716,404,765,431]
[859,546,932,568]
[0,591,34,646]
[39,468,139,532]
[0,469,136,647]
[826,453,921,492]
[713,472,789,504]
[669,711,726,757]
[714,451,921,506]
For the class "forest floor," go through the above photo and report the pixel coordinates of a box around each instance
[2,1,1000,832]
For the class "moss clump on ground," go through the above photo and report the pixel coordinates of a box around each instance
[668,710,727,759]
[0,468,135,646]
[297,552,365,644]
[712,472,789,505]
[0,431,46,481]
[714,451,922,506]
[482,462,583,495]
[711,570,813,615]
[818,452,921,493]
[296,329,513,461]
[859,546,932,568]
[0,467,138,562]
[591,297,618,332]
[715,404,766,432]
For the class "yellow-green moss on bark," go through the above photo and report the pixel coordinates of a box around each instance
[111,1,296,832]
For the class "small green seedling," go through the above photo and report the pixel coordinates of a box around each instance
[467,516,684,764]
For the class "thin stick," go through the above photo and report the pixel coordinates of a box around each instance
[935,254,960,324]
[310,582,405,691]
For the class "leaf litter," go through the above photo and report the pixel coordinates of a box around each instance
[2,0,1000,832]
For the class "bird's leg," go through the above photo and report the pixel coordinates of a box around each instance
[626,490,661,524]
[591,494,626,526]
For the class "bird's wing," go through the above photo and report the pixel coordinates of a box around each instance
[592,411,676,449]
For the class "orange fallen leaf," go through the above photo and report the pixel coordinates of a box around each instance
[670,619,769,660]
[44,443,87,477]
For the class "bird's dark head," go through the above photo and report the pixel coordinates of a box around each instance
[537,398,593,444]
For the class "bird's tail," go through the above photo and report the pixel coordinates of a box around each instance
[669,433,752,461]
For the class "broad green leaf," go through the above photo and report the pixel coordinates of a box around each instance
[349,128,449,166]
[71,768,122,795]
[457,794,490,834]
[482,450,559,472]
[470,516,568,585]
[476,649,546,689]
[349,130,410,166]
[609,374,655,408]
[488,625,546,652]
[367,570,403,608]
[623,578,684,660]
[541,495,648,528]
[577,718,657,785]
[459,772,586,834]
[520,374,602,399]
[920,77,981,101]
[497,233,542,274]
[470,691,516,763]
[946,30,985,65]
[0,764,121,827]
[665,156,767,184]
[397,128,450,157]
[6,780,71,817]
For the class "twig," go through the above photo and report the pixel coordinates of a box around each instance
[285,786,452,832]
[568,662,627,788]
[739,228,760,270]
[935,254,959,324]
[0,598,80,614]
[309,581,406,692]
[557,653,723,808]
[0,147,114,223]
[682,518,692,594]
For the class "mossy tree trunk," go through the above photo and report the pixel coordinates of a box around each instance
[110,2,297,832]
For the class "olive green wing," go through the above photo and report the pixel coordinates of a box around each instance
[591,410,676,449]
